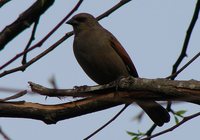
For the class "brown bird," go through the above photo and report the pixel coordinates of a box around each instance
[67,13,170,126]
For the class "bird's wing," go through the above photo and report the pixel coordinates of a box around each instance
[109,32,139,77]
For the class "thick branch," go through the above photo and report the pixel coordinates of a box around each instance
[29,77,200,104]
[0,0,11,8]
[0,96,122,124]
[0,0,55,50]
[1,77,200,124]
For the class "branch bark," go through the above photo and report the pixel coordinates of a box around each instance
[0,0,55,50]
[0,77,200,124]
[0,0,11,8]
[29,77,200,103]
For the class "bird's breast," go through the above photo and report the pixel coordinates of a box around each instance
[73,30,129,84]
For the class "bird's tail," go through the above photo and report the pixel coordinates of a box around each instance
[137,101,170,126]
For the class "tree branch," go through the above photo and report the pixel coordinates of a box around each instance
[171,0,200,80]
[0,33,70,78]
[142,112,200,140]
[29,77,200,104]
[0,77,199,124]
[83,104,129,140]
[0,0,55,50]
[22,18,39,64]
[0,127,10,140]
[0,0,11,8]
[0,96,122,124]
[0,0,81,70]
[167,51,200,79]
[96,0,132,20]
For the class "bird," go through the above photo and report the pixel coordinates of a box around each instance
[66,13,170,126]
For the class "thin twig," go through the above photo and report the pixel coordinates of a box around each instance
[0,90,27,102]
[145,124,157,138]
[84,104,129,140]
[142,112,200,140]
[171,0,200,80]
[0,0,83,71]
[49,75,58,89]
[0,127,10,140]
[22,18,39,65]
[0,33,71,78]
[96,0,132,20]
[167,51,200,79]
[0,87,32,94]
[34,0,83,47]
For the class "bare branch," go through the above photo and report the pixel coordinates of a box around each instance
[0,127,10,140]
[0,0,11,8]
[0,90,27,102]
[0,0,83,70]
[171,0,200,80]
[0,97,122,124]
[0,87,32,93]
[145,124,157,138]
[29,77,200,104]
[96,0,132,20]
[0,33,70,78]
[142,112,200,140]
[0,0,55,50]
[167,51,200,79]
[0,77,200,124]
[22,18,39,64]
[28,81,114,97]
[84,105,129,140]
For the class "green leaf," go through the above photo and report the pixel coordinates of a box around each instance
[174,116,179,124]
[175,110,186,117]
[127,131,139,136]
[137,130,145,135]
[132,137,139,140]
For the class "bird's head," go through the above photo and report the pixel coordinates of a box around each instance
[66,13,100,34]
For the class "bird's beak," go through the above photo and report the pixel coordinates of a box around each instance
[66,18,78,25]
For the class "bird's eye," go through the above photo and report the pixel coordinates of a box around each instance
[75,17,87,22]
